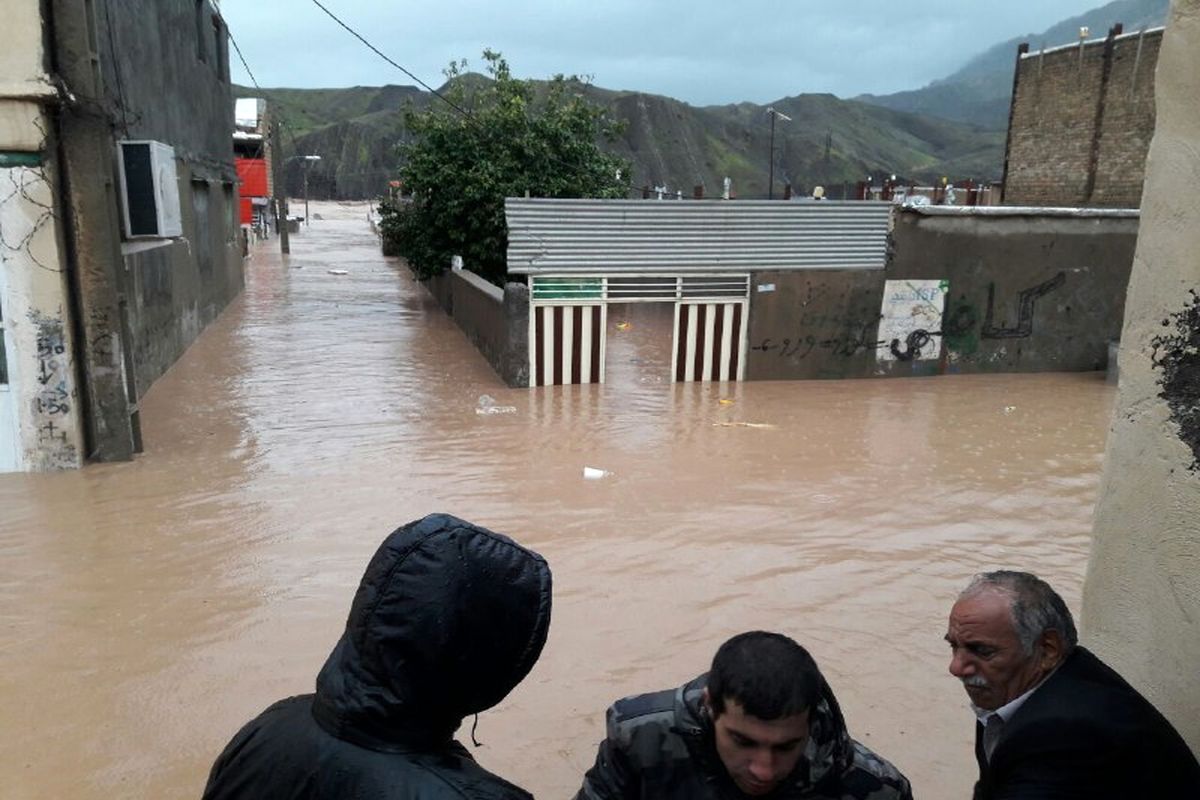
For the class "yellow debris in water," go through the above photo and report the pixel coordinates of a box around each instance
[615,322,631,331]
[718,398,735,406]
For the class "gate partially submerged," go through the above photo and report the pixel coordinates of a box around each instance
[529,275,749,386]
[507,198,891,387]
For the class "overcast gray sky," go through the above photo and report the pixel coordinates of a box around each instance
[218,1,1107,105]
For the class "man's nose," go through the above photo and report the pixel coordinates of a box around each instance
[949,649,972,677]
[748,750,778,781]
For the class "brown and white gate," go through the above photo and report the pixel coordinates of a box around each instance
[529,303,607,387]
[672,300,746,382]
[529,275,748,386]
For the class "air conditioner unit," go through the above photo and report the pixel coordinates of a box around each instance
[117,140,183,238]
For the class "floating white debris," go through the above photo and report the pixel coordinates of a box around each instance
[582,466,612,480]
[476,394,517,415]
[712,421,776,429]
[327,269,349,275]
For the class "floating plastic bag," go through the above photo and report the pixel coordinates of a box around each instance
[476,394,517,415]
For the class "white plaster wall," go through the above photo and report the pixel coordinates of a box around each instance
[0,160,85,470]
[0,101,48,151]
[1083,0,1200,755]
[0,0,52,99]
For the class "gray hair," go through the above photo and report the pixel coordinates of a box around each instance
[960,571,1079,656]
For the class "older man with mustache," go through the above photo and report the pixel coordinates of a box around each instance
[945,571,1199,799]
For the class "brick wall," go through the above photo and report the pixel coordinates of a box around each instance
[1004,28,1160,208]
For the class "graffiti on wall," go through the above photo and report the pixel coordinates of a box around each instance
[751,272,1070,367]
[981,272,1067,339]
[0,163,79,470]
[877,280,948,362]
[30,312,78,469]
[750,312,882,360]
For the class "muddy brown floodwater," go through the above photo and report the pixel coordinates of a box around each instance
[0,202,1116,799]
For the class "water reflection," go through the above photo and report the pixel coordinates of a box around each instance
[0,202,1115,799]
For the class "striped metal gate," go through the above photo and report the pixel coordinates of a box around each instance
[528,275,749,387]
[673,301,746,382]
[529,304,607,386]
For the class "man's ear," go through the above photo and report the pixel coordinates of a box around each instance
[1037,629,1065,671]
[702,686,721,719]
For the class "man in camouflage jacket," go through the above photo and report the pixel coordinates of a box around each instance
[575,632,912,800]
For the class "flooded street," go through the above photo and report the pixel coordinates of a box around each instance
[0,202,1116,799]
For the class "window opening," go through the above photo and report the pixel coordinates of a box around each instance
[195,0,207,62]
[212,16,228,81]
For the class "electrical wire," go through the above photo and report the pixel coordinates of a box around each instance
[307,0,470,117]
[227,27,260,90]
[227,5,630,197]
[103,0,133,134]
[301,0,632,194]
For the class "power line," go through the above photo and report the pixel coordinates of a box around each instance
[226,5,629,197]
[307,0,470,117]
[227,28,260,90]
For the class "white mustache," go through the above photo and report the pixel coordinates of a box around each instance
[962,676,989,689]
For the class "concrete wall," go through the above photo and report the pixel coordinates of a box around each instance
[419,269,530,387]
[424,271,454,315]
[0,0,48,100]
[122,171,242,399]
[1005,28,1160,207]
[0,5,86,471]
[746,208,1138,380]
[0,162,86,471]
[97,0,243,395]
[1084,0,1200,756]
[30,0,244,461]
[450,271,529,387]
[747,269,884,380]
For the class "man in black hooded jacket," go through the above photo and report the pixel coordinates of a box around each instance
[575,632,912,800]
[202,513,553,800]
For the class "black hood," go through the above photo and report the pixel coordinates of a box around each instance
[312,514,552,751]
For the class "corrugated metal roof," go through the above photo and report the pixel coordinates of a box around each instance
[505,199,891,274]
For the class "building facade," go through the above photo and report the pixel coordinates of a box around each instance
[424,198,1135,387]
[0,0,243,471]
[1003,24,1162,207]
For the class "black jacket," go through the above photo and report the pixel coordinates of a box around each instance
[203,514,553,800]
[973,646,1200,799]
[575,674,912,800]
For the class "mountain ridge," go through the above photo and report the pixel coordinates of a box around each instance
[243,80,1003,202]
[854,0,1169,128]
[241,0,1166,201]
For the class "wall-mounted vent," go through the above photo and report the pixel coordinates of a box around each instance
[117,141,182,238]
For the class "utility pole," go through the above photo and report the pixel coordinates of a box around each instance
[302,155,321,226]
[823,129,832,187]
[272,119,290,254]
[766,107,792,200]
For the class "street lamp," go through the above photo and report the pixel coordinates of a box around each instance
[302,155,321,226]
[766,107,792,200]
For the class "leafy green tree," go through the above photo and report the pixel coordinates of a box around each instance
[389,51,629,284]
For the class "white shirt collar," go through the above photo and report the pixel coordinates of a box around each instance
[970,663,1061,724]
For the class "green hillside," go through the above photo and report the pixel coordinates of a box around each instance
[237,80,1003,202]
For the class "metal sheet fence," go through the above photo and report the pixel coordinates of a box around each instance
[506,199,891,274]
